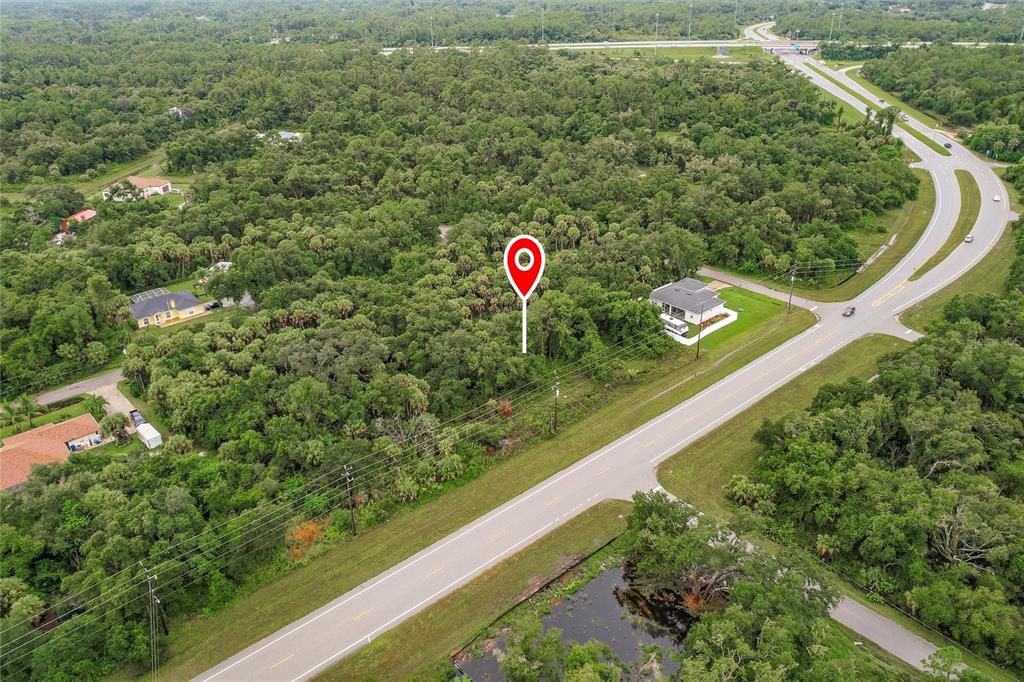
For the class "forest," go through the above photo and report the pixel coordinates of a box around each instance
[0,2,925,677]
[728,221,1024,674]
[775,0,1024,43]
[855,45,1024,161]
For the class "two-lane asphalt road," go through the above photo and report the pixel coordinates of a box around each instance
[197,33,1016,682]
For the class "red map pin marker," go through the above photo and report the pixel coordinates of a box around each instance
[503,235,546,353]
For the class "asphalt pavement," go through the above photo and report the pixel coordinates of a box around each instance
[196,30,1015,681]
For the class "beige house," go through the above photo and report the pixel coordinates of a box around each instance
[102,176,174,201]
[129,289,207,328]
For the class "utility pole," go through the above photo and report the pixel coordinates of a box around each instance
[541,7,545,43]
[551,371,560,432]
[829,12,835,42]
[140,562,159,680]
[695,302,705,360]
[837,2,844,37]
[654,12,659,58]
[430,16,434,48]
[343,464,357,536]
[688,3,693,39]
[787,267,796,314]
[1018,19,1023,42]
[734,0,738,29]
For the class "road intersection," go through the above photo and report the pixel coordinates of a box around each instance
[197,27,1017,681]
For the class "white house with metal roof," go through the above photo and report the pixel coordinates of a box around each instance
[649,278,729,339]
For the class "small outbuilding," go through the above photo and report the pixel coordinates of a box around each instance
[136,423,163,449]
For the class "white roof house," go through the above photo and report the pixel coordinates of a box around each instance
[650,278,725,324]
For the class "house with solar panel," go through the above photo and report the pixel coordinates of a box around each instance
[129,288,208,328]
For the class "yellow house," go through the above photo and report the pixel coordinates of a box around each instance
[129,289,209,328]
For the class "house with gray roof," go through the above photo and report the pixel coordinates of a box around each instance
[650,278,727,336]
[129,289,207,328]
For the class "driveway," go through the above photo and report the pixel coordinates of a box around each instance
[36,368,125,407]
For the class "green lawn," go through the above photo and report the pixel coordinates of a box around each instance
[322,500,631,681]
[803,62,950,157]
[136,289,815,681]
[910,170,981,281]
[718,167,935,303]
[658,334,907,516]
[0,399,90,440]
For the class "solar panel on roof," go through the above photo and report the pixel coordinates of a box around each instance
[129,287,170,303]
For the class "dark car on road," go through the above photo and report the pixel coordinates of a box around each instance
[204,300,222,311]
[129,409,146,426]
[842,306,856,317]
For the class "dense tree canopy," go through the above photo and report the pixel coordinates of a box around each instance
[728,235,1024,673]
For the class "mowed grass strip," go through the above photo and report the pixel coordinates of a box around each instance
[144,291,814,681]
[910,170,981,281]
[803,62,951,157]
[657,334,908,516]
[904,233,1019,331]
[320,500,632,681]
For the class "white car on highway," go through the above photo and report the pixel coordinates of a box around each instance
[994,195,1001,202]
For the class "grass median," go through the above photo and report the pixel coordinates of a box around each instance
[910,170,981,281]
[902,169,1020,331]
[321,499,632,680]
[804,62,950,157]
[135,289,814,681]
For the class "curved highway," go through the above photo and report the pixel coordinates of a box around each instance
[197,26,1016,681]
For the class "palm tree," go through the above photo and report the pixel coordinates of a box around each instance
[82,394,108,421]
[16,395,42,428]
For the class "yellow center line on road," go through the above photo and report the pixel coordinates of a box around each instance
[353,607,374,622]
[598,466,610,475]
[545,496,561,507]
[489,529,506,541]
[873,282,906,307]
[426,565,444,577]
[270,654,294,669]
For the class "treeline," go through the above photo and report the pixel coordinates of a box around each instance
[729,223,1024,674]
[860,45,1024,128]
[775,0,1024,43]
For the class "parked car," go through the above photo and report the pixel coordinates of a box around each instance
[994,195,1001,202]
[842,306,856,317]
[129,409,146,427]
[943,142,952,149]
[964,235,974,243]
[204,300,222,311]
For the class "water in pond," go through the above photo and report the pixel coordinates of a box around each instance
[461,565,694,680]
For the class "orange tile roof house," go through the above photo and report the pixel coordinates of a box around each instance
[0,414,102,490]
